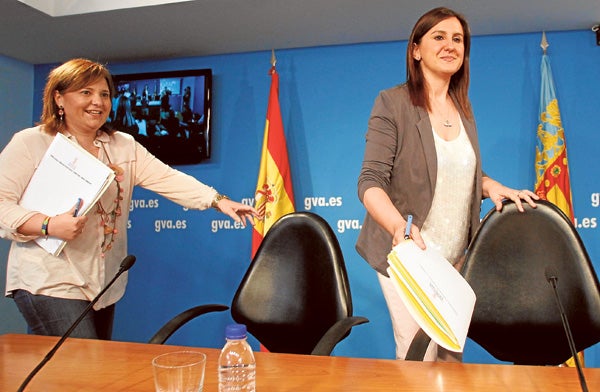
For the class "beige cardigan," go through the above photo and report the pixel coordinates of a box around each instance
[0,126,218,309]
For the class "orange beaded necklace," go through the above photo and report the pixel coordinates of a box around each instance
[97,144,124,257]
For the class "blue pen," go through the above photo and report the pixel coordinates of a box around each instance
[73,198,83,217]
[404,214,413,240]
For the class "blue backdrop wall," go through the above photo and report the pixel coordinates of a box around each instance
[2,28,600,366]
[0,55,31,335]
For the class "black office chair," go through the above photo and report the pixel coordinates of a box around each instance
[149,211,368,356]
[407,200,600,365]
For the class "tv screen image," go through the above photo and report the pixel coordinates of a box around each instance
[111,69,212,165]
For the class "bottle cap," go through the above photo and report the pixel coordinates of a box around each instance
[225,323,247,339]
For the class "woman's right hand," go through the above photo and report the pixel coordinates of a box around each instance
[363,187,427,250]
[49,203,88,240]
[18,200,88,240]
[392,220,426,250]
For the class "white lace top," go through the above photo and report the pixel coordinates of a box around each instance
[420,120,476,265]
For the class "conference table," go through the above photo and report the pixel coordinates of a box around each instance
[2,334,599,391]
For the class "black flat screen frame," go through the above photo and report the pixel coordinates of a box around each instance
[111,68,212,165]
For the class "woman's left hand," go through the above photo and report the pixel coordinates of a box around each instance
[482,177,539,212]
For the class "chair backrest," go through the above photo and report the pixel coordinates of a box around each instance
[462,199,600,365]
[231,211,354,354]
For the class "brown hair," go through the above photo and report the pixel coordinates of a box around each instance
[40,58,116,134]
[406,7,473,119]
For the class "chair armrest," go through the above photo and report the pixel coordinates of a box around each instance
[405,328,431,361]
[310,316,369,356]
[148,304,229,344]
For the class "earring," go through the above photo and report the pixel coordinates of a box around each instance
[58,106,64,122]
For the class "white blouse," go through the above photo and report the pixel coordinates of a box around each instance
[420,120,476,265]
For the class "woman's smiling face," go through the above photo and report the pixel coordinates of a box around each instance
[413,16,465,79]
[54,78,112,134]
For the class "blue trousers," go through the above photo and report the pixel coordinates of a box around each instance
[13,289,115,340]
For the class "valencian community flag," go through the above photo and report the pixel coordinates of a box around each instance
[534,36,582,367]
[534,48,573,219]
[251,54,295,258]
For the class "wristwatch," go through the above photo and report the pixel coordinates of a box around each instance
[211,193,230,212]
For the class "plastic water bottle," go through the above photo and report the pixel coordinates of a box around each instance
[218,323,256,392]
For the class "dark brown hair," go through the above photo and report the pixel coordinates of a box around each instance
[40,58,116,134]
[406,7,473,119]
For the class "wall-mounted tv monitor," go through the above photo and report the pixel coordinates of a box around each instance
[111,69,212,165]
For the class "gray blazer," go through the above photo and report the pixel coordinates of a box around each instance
[356,84,484,275]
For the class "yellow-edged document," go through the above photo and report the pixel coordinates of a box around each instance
[387,240,476,352]
[19,133,115,256]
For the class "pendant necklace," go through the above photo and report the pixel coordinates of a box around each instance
[443,103,453,127]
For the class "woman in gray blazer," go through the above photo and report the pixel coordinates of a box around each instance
[356,7,537,361]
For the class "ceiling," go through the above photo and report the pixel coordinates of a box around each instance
[1,0,599,65]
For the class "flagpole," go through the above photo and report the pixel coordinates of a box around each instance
[540,31,548,54]
[253,48,295,354]
[537,30,586,374]
[252,47,295,257]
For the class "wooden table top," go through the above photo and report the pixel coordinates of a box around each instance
[1,333,598,391]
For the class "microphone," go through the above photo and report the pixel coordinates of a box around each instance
[17,255,136,392]
[545,267,588,392]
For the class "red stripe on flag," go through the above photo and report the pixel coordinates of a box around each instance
[264,68,294,208]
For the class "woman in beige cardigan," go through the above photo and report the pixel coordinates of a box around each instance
[0,58,258,340]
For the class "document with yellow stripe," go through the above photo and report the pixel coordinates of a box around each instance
[387,240,476,352]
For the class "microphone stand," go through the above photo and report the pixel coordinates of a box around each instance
[547,273,589,392]
[17,255,136,392]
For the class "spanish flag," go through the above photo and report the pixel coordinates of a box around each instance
[251,52,295,258]
[534,33,581,367]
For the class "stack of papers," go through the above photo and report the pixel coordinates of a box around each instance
[19,133,115,256]
[387,240,476,352]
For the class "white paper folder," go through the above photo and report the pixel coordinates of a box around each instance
[386,240,476,352]
[19,133,115,256]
